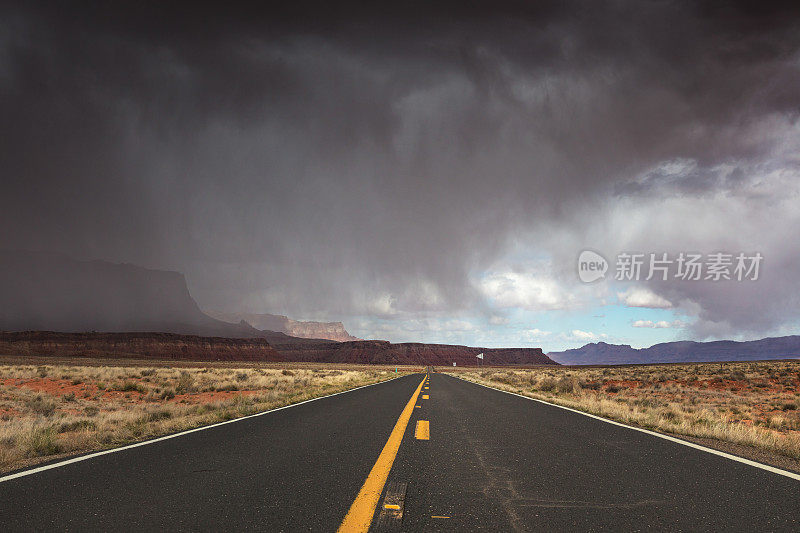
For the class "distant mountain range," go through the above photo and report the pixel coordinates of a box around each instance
[205,311,360,342]
[0,251,555,365]
[548,337,800,365]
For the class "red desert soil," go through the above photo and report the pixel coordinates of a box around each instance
[0,377,266,405]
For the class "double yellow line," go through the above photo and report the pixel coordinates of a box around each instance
[337,375,427,532]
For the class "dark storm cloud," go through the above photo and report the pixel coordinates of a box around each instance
[2,1,800,334]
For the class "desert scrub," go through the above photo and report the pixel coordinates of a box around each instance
[0,362,407,472]
[24,426,62,456]
[176,371,195,393]
[449,360,800,461]
[25,395,56,417]
[114,381,147,393]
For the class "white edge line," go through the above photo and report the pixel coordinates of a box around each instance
[0,375,407,484]
[447,373,800,482]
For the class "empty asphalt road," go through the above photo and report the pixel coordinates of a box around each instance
[1,372,799,531]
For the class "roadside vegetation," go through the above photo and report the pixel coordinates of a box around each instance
[449,361,800,461]
[0,362,409,473]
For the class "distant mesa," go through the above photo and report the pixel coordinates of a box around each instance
[548,338,800,365]
[0,331,283,362]
[263,338,557,366]
[0,250,260,338]
[206,311,361,342]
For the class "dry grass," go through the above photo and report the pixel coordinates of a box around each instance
[0,362,412,473]
[447,360,800,460]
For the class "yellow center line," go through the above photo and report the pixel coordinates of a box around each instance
[337,376,426,532]
[422,394,429,399]
[415,420,430,440]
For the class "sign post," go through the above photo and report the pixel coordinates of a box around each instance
[476,353,484,366]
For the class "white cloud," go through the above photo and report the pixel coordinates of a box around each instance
[349,316,480,341]
[632,319,686,328]
[521,328,551,341]
[442,319,475,331]
[481,271,569,310]
[479,268,602,311]
[617,287,672,308]
[567,329,608,341]
[363,293,398,316]
[489,315,510,325]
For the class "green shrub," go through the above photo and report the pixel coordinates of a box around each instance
[25,427,62,456]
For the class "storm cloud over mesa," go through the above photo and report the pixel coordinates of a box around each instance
[2,2,800,339]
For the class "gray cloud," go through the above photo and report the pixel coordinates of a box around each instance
[2,1,800,337]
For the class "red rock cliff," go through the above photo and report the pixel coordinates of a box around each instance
[0,331,283,362]
[206,311,360,342]
[266,338,557,366]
